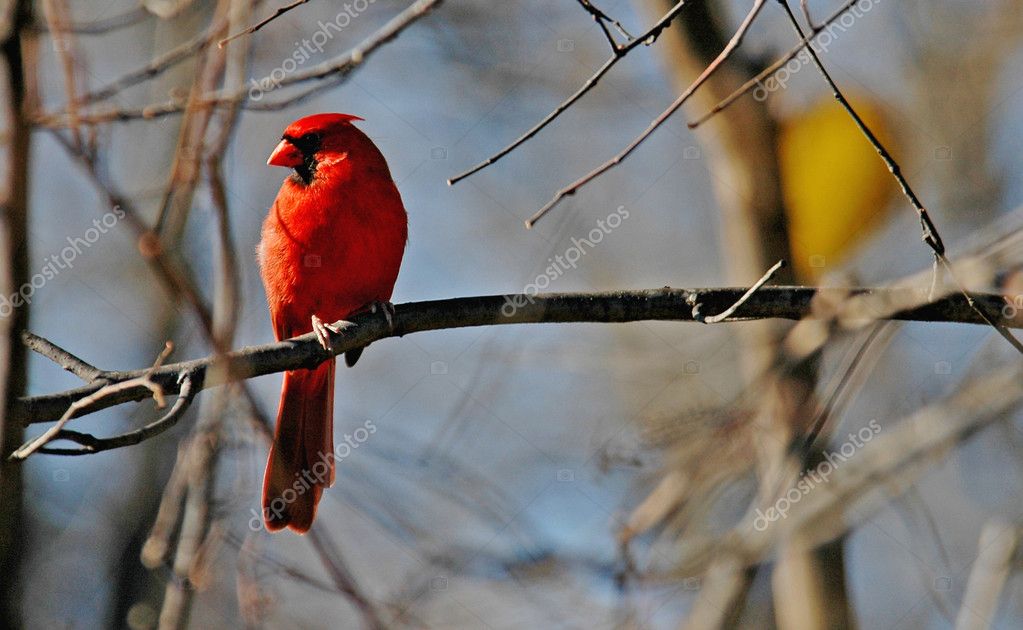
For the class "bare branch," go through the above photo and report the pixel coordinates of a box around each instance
[695,260,785,324]
[41,0,83,148]
[525,0,768,228]
[218,0,309,48]
[308,528,388,630]
[954,520,1019,630]
[21,331,103,381]
[447,0,687,186]
[776,1,943,256]
[776,0,1022,354]
[688,0,884,129]
[68,15,226,107]
[670,361,1023,578]
[34,374,197,456]
[10,342,174,459]
[574,0,628,50]
[32,6,149,35]
[12,287,1017,428]
[799,0,817,29]
[35,0,444,127]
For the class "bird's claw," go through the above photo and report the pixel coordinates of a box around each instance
[311,314,353,352]
[370,301,396,332]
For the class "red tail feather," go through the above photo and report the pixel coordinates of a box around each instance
[261,361,335,533]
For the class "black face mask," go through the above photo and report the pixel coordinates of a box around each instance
[284,132,322,185]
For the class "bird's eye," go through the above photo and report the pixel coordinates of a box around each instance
[301,132,320,143]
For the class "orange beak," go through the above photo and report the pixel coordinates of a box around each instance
[267,139,303,167]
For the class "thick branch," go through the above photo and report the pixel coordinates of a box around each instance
[13,287,1015,427]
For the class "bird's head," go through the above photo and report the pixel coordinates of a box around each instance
[267,113,366,185]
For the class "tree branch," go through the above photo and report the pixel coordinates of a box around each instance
[447,0,686,185]
[13,287,1016,428]
[32,374,196,457]
[11,342,175,459]
[35,0,444,126]
[525,0,769,228]
[218,0,309,48]
[20,331,103,381]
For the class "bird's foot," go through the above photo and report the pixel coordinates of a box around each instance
[311,314,354,352]
[370,301,396,332]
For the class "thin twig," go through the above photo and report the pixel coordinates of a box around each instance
[21,331,104,381]
[242,0,443,110]
[688,0,884,130]
[47,129,219,341]
[776,0,943,255]
[936,254,1023,354]
[218,0,309,48]
[32,6,149,35]
[695,260,785,323]
[575,0,626,50]
[447,1,687,186]
[10,342,173,459]
[801,323,894,453]
[665,360,1023,580]
[799,0,816,29]
[41,0,82,149]
[777,0,1023,354]
[36,374,198,455]
[308,528,388,630]
[152,0,233,238]
[141,440,192,568]
[35,0,444,127]
[525,0,769,228]
[71,16,227,107]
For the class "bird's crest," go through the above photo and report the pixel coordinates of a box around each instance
[284,113,364,138]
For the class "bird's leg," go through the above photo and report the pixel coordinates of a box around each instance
[311,314,354,352]
[370,300,396,333]
[339,302,393,368]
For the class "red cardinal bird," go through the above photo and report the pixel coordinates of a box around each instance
[258,113,407,533]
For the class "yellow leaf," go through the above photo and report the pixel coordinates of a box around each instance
[779,96,897,281]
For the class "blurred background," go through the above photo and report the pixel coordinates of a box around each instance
[5,0,1023,628]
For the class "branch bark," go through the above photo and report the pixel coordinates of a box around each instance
[13,287,1016,429]
[0,1,33,626]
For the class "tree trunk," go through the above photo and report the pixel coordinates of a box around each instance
[0,1,34,626]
